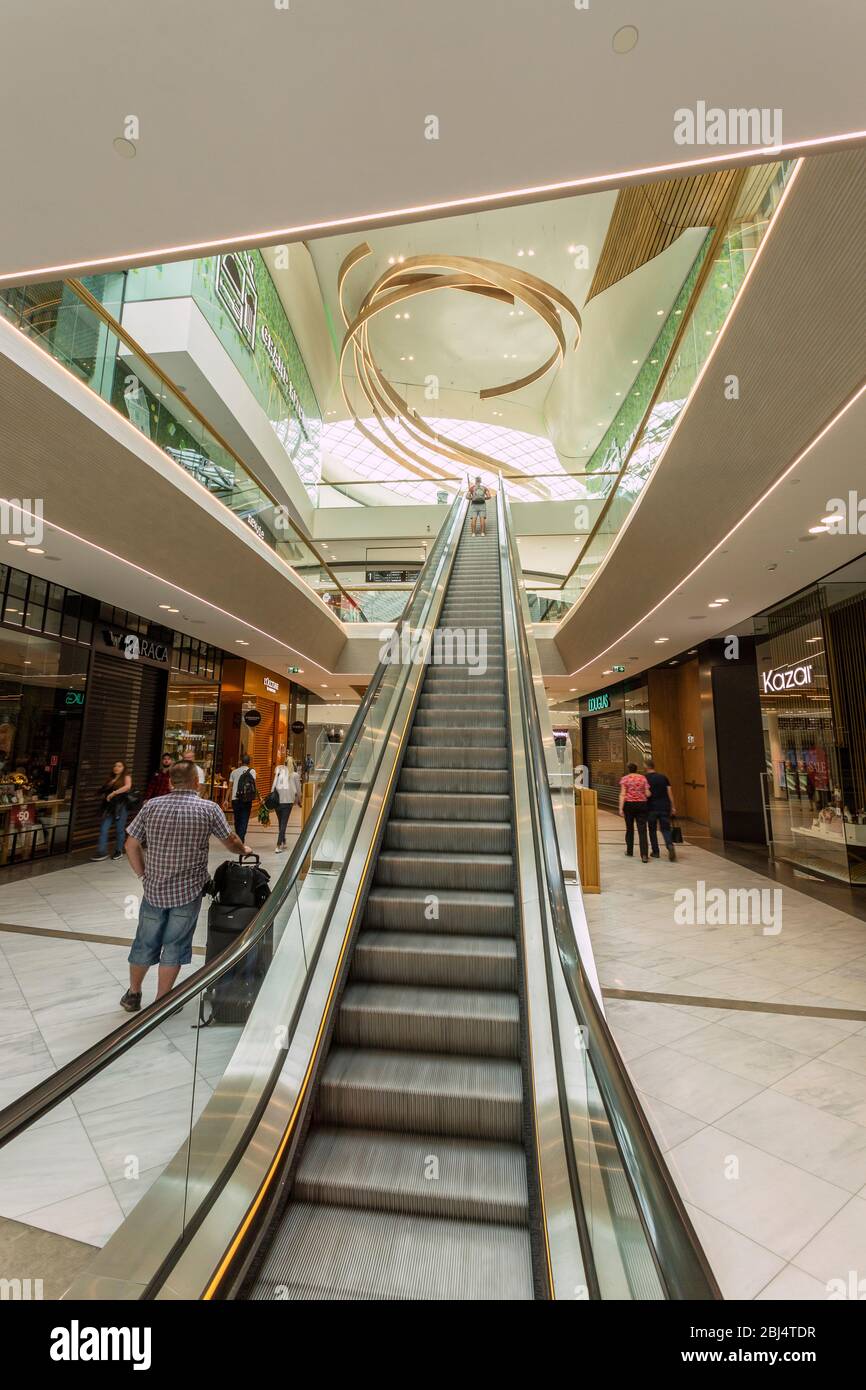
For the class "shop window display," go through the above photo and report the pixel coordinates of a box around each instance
[0,629,87,862]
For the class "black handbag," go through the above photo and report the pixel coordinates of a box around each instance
[670,816,684,844]
[264,789,280,812]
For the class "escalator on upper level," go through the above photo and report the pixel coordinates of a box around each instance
[0,492,720,1302]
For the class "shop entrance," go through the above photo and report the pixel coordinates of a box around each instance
[584,712,625,809]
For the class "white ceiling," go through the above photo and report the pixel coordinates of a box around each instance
[309,191,705,468]
[3,1,865,283]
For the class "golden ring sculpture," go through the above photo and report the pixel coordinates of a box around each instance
[336,245,582,495]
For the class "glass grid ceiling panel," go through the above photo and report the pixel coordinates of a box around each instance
[322,417,574,502]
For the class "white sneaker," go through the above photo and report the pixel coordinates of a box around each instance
[275,845,285,854]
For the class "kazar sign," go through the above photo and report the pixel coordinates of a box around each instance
[761,662,813,693]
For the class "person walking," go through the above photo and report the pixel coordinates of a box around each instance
[467,475,491,536]
[618,761,651,863]
[644,758,677,862]
[229,753,257,842]
[144,752,173,801]
[92,760,133,862]
[271,758,300,854]
[120,760,252,1011]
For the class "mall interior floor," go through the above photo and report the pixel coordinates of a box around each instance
[591,808,866,1299]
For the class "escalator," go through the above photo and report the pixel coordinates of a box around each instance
[0,492,720,1303]
[246,505,536,1299]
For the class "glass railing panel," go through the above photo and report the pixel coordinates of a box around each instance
[0,278,345,606]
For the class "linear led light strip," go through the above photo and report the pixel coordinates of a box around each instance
[0,499,339,679]
[566,374,866,676]
[559,154,804,654]
[3,128,865,285]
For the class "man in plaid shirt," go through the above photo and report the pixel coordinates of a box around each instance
[120,760,252,1011]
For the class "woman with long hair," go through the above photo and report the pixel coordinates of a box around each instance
[271,756,300,854]
[92,759,133,862]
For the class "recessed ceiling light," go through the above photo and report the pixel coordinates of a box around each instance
[632,359,639,365]
[159,604,172,610]
[236,639,249,645]
[517,249,524,257]
[687,649,698,655]
[806,637,822,644]
[167,607,179,613]
[612,24,639,54]
[714,598,729,603]
[7,539,26,547]
[708,602,722,608]
[650,358,658,364]
[615,391,621,397]
[654,637,669,644]
[25,547,44,554]
[113,136,137,159]
[808,525,828,534]
[321,683,328,688]
[656,309,664,316]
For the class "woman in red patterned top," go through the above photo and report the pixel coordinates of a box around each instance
[618,762,651,863]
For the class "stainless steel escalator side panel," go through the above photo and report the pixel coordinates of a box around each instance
[496,506,588,1301]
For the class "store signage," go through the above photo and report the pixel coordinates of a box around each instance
[259,323,311,440]
[101,628,170,665]
[263,677,279,694]
[587,693,611,712]
[243,709,263,728]
[761,662,813,693]
[64,689,85,707]
[291,720,305,735]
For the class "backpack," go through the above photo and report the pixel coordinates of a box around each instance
[236,768,256,802]
[470,484,486,502]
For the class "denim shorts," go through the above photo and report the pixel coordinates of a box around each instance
[128,894,203,967]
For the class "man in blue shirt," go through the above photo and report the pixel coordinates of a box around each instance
[644,758,677,861]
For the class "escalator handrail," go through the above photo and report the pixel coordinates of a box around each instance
[0,494,465,1150]
[499,493,721,1301]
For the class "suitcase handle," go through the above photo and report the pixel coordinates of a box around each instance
[238,852,260,864]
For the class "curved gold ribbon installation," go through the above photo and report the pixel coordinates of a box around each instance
[336,245,582,494]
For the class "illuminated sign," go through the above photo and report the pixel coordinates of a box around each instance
[761,663,813,693]
[263,676,279,694]
[260,323,311,440]
[587,693,611,712]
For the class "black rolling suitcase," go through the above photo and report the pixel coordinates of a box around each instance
[201,855,271,1026]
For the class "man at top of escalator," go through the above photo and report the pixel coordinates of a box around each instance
[467,475,492,536]
[119,760,253,1013]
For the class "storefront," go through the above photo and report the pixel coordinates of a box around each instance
[163,631,223,794]
[0,565,93,862]
[0,560,229,863]
[577,682,650,809]
[214,659,302,811]
[755,555,866,884]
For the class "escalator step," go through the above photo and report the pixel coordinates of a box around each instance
[316,1047,523,1140]
[384,818,511,854]
[336,982,520,1058]
[409,726,507,747]
[398,768,510,794]
[250,1202,533,1300]
[353,930,518,991]
[391,791,511,822]
[374,851,513,891]
[295,1127,529,1224]
[402,745,508,770]
[363,887,515,935]
[413,709,506,727]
